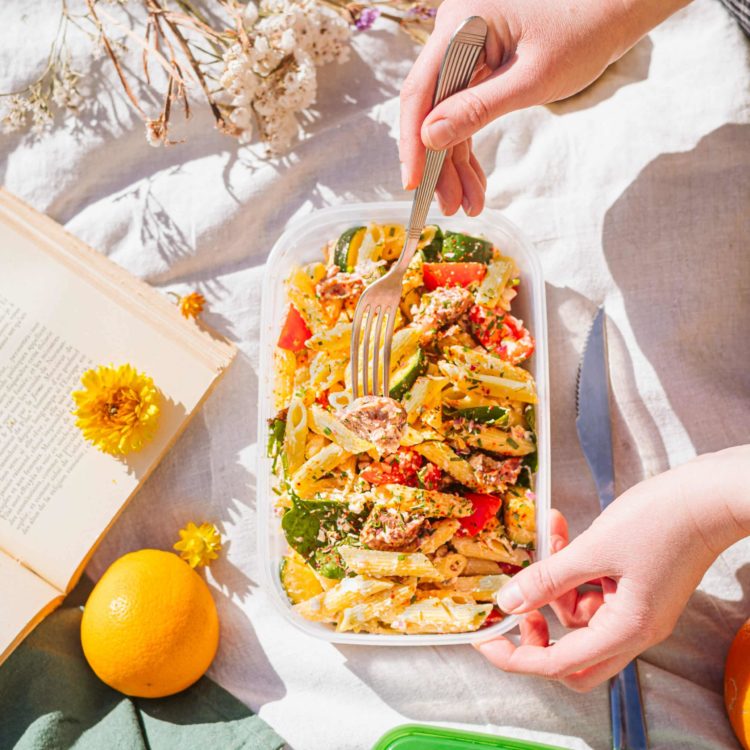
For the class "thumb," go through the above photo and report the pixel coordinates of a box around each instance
[421,58,540,151]
[497,538,603,615]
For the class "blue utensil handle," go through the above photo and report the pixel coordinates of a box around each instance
[610,661,648,749]
[610,676,624,750]
[620,661,648,749]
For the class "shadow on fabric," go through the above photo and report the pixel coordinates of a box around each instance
[602,123,750,455]
[547,36,653,116]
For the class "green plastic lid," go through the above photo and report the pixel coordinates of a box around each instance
[373,724,566,750]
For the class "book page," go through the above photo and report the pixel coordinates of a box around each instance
[0,193,235,592]
[0,551,63,665]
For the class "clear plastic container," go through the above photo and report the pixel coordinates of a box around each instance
[257,202,550,646]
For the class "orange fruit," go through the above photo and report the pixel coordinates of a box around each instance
[725,618,750,749]
[81,549,219,698]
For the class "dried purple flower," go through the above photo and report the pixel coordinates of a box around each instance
[354,7,380,31]
[407,3,438,19]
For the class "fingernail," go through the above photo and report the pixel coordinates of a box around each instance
[400,163,410,190]
[552,536,566,553]
[497,582,524,613]
[462,196,473,216]
[424,118,457,150]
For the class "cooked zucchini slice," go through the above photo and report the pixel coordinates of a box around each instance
[280,552,323,604]
[334,226,366,272]
[418,225,444,262]
[452,405,509,425]
[389,347,427,400]
[442,231,493,264]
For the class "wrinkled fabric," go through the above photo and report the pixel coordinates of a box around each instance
[0,607,285,750]
[1,1,749,748]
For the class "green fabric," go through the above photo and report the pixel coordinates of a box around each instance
[0,607,286,750]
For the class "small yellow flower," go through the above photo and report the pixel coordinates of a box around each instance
[174,522,222,568]
[72,364,161,455]
[178,292,206,320]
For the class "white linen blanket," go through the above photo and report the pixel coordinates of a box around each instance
[1,1,749,748]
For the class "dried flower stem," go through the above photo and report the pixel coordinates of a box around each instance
[86,0,147,117]
[146,0,232,134]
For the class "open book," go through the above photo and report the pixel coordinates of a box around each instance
[0,190,236,665]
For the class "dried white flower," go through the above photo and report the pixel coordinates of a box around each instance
[243,1,259,28]
[1,95,29,133]
[145,117,167,147]
[218,0,351,151]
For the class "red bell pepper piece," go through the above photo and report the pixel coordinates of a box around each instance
[422,262,487,291]
[360,449,423,486]
[458,492,502,536]
[277,305,312,351]
[417,462,442,491]
[481,608,504,628]
[469,305,535,365]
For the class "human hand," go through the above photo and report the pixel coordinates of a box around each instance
[475,446,750,691]
[400,0,690,215]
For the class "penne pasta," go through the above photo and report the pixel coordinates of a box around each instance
[399,425,444,446]
[419,519,461,554]
[438,361,537,404]
[337,583,414,633]
[452,531,532,567]
[272,223,539,635]
[306,321,352,353]
[339,546,442,580]
[463,557,503,576]
[323,576,394,614]
[413,442,478,489]
[385,597,493,633]
[291,443,351,498]
[445,345,533,383]
[308,403,373,454]
[283,396,308,475]
[432,552,468,581]
[447,574,511,601]
[273,348,297,410]
[474,258,515,309]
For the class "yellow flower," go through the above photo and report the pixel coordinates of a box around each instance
[173,522,222,568]
[178,292,206,320]
[72,364,161,455]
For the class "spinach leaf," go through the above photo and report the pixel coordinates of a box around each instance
[281,500,323,558]
[281,497,367,564]
[524,404,536,432]
[267,417,286,472]
[515,451,538,489]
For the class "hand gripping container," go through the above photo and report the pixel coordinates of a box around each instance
[257,202,550,646]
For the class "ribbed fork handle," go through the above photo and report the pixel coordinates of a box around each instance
[394,15,489,271]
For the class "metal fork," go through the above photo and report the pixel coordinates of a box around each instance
[350,16,488,399]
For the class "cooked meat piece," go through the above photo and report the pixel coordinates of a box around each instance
[468,453,523,493]
[361,506,426,551]
[413,287,474,331]
[315,266,364,300]
[340,396,407,455]
[436,321,476,351]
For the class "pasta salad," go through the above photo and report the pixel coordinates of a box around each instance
[268,222,538,635]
